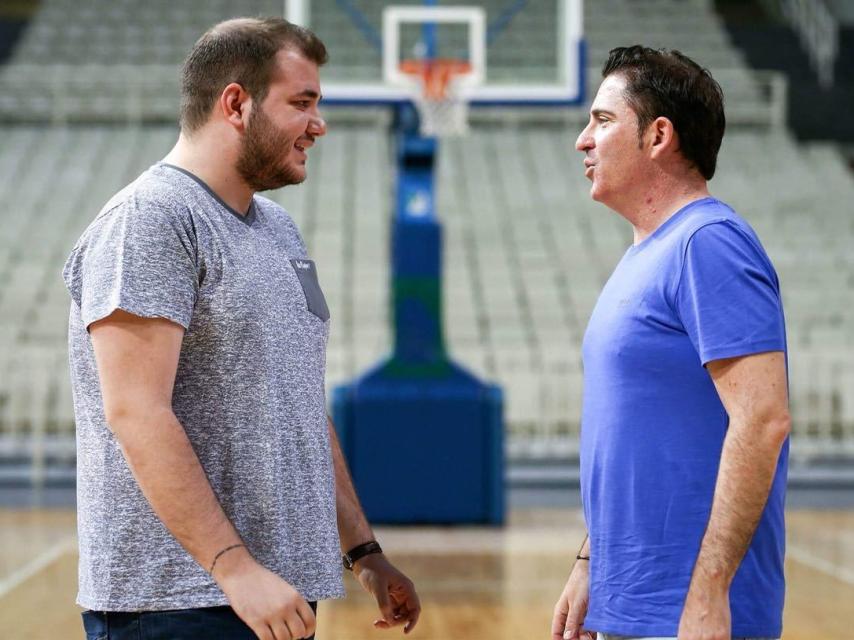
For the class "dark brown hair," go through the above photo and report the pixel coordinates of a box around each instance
[602,46,725,180]
[180,17,328,133]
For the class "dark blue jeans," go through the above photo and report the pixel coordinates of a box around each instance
[82,602,317,639]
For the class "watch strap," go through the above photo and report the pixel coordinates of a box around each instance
[342,540,383,570]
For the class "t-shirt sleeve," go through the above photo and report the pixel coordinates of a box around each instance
[675,221,786,365]
[62,201,198,330]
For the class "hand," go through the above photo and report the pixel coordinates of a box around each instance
[551,561,595,640]
[353,553,421,634]
[677,582,731,640]
[214,548,316,640]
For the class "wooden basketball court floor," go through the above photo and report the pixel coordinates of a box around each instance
[1,507,852,639]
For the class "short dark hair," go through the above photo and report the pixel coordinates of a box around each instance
[602,46,725,180]
[180,17,328,133]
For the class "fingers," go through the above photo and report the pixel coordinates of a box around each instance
[267,608,312,640]
[397,579,421,633]
[374,581,397,624]
[275,600,313,640]
[220,563,320,640]
[373,601,420,633]
[552,597,589,640]
[287,615,307,640]
[248,622,275,640]
[563,604,586,640]
[243,599,314,640]
[551,599,569,640]
[268,619,292,640]
[374,578,421,633]
[371,602,415,631]
[296,599,317,637]
[403,602,420,634]
[371,581,405,630]
[361,563,421,633]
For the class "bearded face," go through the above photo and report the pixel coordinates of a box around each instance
[236,102,309,192]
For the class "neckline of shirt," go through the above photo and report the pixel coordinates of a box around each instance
[627,196,718,254]
[159,162,257,226]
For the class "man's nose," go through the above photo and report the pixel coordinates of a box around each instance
[575,124,593,152]
[308,112,327,137]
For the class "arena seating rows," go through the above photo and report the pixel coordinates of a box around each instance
[10,0,557,80]
[0,0,852,476]
[1,0,781,128]
[0,123,852,468]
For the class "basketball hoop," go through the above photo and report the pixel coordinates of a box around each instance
[399,59,473,137]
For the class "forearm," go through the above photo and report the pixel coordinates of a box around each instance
[578,534,590,557]
[689,417,788,591]
[327,417,374,551]
[112,405,243,572]
[571,534,590,575]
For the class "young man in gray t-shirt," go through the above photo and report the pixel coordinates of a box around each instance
[64,18,420,640]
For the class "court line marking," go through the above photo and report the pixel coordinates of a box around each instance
[787,543,854,587]
[0,536,77,600]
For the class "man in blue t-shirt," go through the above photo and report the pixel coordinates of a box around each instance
[551,47,790,640]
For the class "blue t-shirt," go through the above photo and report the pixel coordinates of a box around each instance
[580,197,788,638]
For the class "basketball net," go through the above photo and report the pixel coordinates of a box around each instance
[399,59,473,137]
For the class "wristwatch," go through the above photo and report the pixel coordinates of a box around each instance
[342,540,383,570]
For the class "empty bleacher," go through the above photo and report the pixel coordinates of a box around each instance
[8,0,282,65]
[10,0,560,82]
[583,0,785,126]
[1,122,852,471]
[0,0,785,128]
[0,0,852,481]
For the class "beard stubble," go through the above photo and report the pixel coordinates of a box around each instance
[236,105,307,192]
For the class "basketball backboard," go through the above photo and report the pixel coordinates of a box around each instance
[284,0,585,107]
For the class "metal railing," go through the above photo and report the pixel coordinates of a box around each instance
[2,343,853,482]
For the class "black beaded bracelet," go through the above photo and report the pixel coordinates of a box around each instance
[576,554,590,561]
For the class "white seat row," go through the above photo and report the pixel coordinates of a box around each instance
[1,113,853,465]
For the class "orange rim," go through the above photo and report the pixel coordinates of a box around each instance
[399,59,473,100]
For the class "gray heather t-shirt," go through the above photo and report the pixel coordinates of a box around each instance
[63,162,344,611]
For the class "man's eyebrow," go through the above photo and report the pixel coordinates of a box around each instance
[293,89,322,101]
[591,108,616,118]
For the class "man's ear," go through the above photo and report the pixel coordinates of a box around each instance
[218,82,252,132]
[648,116,678,159]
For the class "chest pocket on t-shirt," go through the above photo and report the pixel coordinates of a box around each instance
[290,258,330,321]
